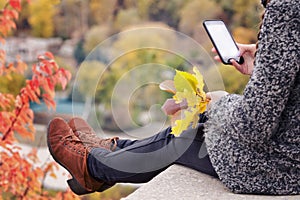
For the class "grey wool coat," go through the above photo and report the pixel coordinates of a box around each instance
[204,0,300,195]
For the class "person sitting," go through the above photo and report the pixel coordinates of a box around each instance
[47,0,299,195]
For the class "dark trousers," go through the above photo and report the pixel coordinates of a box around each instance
[87,116,218,185]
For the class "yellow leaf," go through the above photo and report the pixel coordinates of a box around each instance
[169,67,209,136]
[193,67,205,95]
[173,70,197,93]
[171,108,199,136]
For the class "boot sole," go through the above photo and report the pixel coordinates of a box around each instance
[47,119,93,195]
[67,178,114,194]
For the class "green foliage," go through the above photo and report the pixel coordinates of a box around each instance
[84,25,111,53]
[136,0,152,20]
[95,23,178,107]
[28,0,59,37]
[77,61,106,97]
[114,8,142,31]
[0,73,26,96]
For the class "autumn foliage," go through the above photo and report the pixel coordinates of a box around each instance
[0,1,77,199]
[160,67,208,136]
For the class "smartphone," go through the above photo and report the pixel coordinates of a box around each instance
[203,20,244,65]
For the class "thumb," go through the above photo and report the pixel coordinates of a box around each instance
[206,92,212,100]
[206,91,228,101]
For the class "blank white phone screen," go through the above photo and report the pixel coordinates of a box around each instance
[206,22,240,62]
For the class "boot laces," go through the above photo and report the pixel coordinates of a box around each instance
[75,131,119,151]
[61,134,87,155]
[100,137,119,151]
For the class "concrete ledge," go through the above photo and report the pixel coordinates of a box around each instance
[123,165,300,200]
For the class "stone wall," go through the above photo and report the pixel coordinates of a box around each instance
[124,165,300,200]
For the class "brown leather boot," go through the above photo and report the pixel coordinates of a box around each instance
[68,117,119,193]
[47,117,103,195]
[68,117,119,151]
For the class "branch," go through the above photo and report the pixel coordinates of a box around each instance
[1,95,25,141]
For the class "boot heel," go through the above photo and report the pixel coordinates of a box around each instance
[67,178,93,195]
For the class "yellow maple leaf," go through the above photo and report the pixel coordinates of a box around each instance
[174,70,197,93]
[161,66,208,136]
[193,67,206,99]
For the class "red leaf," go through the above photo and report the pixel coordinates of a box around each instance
[9,0,21,11]
[65,70,72,81]
[44,52,54,59]
[13,124,34,140]
[43,97,56,110]
[46,78,54,90]
[59,76,67,90]
[10,10,19,19]
[44,64,52,75]
[43,93,56,110]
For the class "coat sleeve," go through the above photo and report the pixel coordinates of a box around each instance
[205,0,300,145]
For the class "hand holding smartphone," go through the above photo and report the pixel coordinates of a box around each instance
[203,20,244,65]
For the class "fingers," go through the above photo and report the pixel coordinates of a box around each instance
[236,43,257,56]
[161,99,181,116]
[179,98,188,109]
[214,55,221,62]
[230,59,240,68]
[206,92,212,100]
[230,59,249,75]
[206,91,229,98]
[211,48,223,63]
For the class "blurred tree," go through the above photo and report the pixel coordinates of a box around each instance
[74,38,86,64]
[53,0,89,39]
[232,0,262,28]
[147,0,186,28]
[233,27,257,44]
[179,0,222,36]
[28,0,59,37]
[207,64,249,94]
[53,0,77,39]
[83,25,111,53]
[114,8,142,31]
[76,60,106,119]
[114,8,141,31]
[0,73,25,96]
[15,1,31,33]
[213,0,262,29]
[109,23,176,73]
[89,0,116,26]
[136,0,153,20]
[93,24,192,129]
[112,0,125,25]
